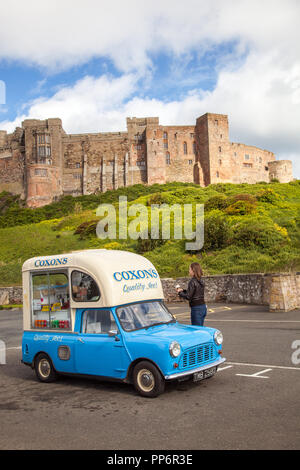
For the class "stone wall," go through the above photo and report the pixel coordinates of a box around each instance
[0,286,22,305]
[162,273,272,305]
[2,273,299,312]
[269,273,300,311]
[162,272,300,312]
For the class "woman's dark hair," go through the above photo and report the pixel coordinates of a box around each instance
[190,262,203,280]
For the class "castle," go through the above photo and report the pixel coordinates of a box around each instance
[0,113,293,207]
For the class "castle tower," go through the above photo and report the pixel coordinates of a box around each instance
[268,160,293,183]
[22,118,64,207]
[195,113,231,185]
[127,117,158,185]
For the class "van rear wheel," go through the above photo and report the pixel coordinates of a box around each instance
[35,353,58,383]
[133,361,165,398]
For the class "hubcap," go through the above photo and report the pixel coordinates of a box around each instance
[39,359,51,378]
[137,369,155,392]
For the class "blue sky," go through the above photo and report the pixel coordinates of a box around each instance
[0,0,299,177]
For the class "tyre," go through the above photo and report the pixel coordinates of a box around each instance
[133,361,165,398]
[34,353,58,383]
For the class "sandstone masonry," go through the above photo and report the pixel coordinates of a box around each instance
[0,113,293,207]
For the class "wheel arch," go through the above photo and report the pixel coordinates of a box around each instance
[125,357,164,384]
[33,351,56,371]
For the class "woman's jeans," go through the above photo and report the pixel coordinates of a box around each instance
[191,304,207,326]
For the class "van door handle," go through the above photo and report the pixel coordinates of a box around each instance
[78,338,85,344]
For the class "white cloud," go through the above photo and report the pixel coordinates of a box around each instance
[0,0,299,73]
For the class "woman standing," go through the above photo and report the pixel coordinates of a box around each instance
[176,263,207,326]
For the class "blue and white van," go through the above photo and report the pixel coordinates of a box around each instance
[21,249,225,397]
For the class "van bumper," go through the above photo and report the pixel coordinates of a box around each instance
[164,357,226,380]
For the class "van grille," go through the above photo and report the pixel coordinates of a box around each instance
[180,343,216,369]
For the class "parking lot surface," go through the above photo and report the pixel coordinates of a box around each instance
[0,303,299,450]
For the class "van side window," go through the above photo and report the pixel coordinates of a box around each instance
[71,271,100,302]
[31,272,71,330]
[82,310,117,334]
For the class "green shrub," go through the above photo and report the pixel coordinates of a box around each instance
[230,217,289,250]
[256,188,282,204]
[136,236,166,253]
[225,200,257,216]
[204,194,228,211]
[203,210,232,250]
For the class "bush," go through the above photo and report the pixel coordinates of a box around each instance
[225,200,257,216]
[203,210,232,250]
[230,218,289,250]
[256,188,282,204]
[204,194,228,211]
[74,220,99,239]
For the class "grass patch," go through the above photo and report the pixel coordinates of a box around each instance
[0,180,299,285]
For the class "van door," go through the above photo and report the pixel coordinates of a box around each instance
[75,309,126,379]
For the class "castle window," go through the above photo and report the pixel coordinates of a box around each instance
[164,142,168,149]
[234,152,237,157]
[193,142,196,154]
[218,146,222,153]
[73,173,82,179]
[219,159,222,165]
[174,133,177,139]
[220,134,223,139]
[216,171,219,178]
[245,154,250,160]
[37,134,51,144]
[38,146,46,157]
[265,166,268,171]
[183,142,187,155]
[163,132,168,139]
[188,160,193,165]
[190,133,194,138]
[243,163,253,168]
[75,163,81,168]
[37,134,51,163]
[166,152,171,165]
[215,120,218,126]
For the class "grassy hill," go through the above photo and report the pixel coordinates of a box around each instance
[0,180,299,286]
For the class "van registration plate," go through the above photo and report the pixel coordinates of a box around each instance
[193,367,217,382]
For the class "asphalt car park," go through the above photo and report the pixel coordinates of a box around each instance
[0,303,299,450]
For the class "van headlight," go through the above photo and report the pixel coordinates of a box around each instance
[169,341,181,357]
[214,331,223,345]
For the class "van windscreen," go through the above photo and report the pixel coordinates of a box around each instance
[116,301,175,332]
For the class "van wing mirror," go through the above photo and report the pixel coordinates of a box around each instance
[108,330,120,341]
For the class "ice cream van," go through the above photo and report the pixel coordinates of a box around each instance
[21,249,225,397]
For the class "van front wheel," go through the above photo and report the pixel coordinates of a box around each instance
[35,353,58,383]
[133,361,165,398]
